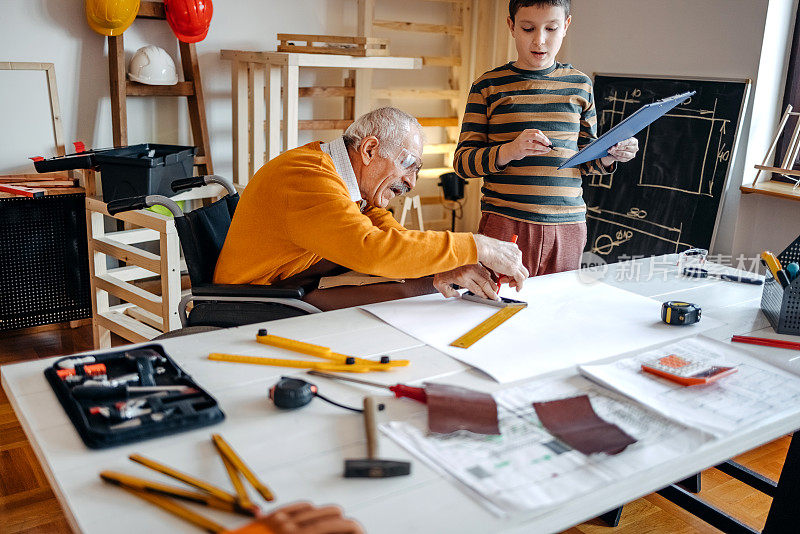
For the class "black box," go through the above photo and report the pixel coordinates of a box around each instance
[33,144,196,202]
[95,144,195,202]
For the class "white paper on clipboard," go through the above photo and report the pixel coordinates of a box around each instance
[558,90,695,169]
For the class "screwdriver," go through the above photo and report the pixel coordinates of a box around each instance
[306,371,427,403]
[72,384,196,400]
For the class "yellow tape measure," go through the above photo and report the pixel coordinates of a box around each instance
[449,303,526,348]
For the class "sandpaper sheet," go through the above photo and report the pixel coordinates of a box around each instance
[425,383,500,435]
[533,395,636,455]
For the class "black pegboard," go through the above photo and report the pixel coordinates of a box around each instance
[761,235,800,335]
[0,193,91,330]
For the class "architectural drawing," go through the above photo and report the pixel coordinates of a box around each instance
[591,90,731,197]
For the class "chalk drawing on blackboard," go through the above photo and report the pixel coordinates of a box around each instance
[635,99,731,197]
[587,205,690,255]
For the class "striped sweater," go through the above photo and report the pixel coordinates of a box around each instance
[454,62,613,225]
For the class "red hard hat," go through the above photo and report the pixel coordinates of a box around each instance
[164,0,212,43]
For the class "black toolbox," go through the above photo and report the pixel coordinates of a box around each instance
[34,144,196,202]
[44,344,224,448]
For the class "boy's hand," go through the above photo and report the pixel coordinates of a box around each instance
[497,129,553,166]
[600,137,639,167]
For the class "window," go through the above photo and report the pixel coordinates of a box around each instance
[774,6,800,180]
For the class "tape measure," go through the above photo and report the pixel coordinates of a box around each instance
[450,303,527,348]
[661,301,701,325]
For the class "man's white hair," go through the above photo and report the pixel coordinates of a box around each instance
[343,107,424,156]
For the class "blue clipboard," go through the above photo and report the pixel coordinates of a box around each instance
[558,90,696,169]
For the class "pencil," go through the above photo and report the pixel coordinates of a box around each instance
[731,335,800,351]
[129,453,238,504]
[212,434,275,502]
[117,485,227,533]
[219,452,256,510]
[99,471,259,516]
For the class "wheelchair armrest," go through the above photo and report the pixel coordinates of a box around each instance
[191,284,305,299]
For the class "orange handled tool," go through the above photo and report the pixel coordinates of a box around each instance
[498,234,519,286]
[306,371,427,403]
[57,363,107,379]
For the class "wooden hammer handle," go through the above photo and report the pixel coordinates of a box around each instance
[363,396,379,459]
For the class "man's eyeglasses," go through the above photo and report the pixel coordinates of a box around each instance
[394,147,423,176]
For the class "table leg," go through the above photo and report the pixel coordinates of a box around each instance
[763,432,800,533]
[596,506,623,527]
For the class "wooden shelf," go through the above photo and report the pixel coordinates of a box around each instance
[740,180,800,201]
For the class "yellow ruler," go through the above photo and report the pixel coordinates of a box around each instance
[449,304,527,349]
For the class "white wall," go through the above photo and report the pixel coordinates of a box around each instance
[2,0,797,256]
[562,0,798,260]
[0,0,452,176]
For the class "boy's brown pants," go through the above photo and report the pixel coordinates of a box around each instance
[478,213,587,277]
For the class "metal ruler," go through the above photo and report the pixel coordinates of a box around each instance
[449,303,527,348]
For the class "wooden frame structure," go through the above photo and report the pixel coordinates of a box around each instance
[220,49,420,187]
[0,62,86,197]
[741,105,800,201]
[85,1,222,348]
[277,34,390,57]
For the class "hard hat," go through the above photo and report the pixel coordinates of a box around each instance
[128,46,179,85]
[85,0,140,37]
[164,0,213,43]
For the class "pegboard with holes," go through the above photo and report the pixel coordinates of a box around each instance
[0,193,91,331]
[761,235,800,335]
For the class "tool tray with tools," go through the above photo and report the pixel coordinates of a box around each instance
[44,344,224,449]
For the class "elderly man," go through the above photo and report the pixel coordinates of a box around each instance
[214,107,528,307]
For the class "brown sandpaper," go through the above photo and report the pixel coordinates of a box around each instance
[425,383,500,435]
[533,395,636,455]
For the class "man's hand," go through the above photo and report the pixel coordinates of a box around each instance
[434,264,500,300]
[497,129,553,167]
[472,234,528,291]
[227,502,363,534]
[600,136,639,167]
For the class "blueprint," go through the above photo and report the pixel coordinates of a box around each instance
[382,375,711,516]
[580,336,800,436]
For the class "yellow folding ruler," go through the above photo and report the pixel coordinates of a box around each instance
[449,303,527,348]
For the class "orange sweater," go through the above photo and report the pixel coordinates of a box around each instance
[213,142,478,285]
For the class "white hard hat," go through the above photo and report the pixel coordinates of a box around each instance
[128,45,179,85]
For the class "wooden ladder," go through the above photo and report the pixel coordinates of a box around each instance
[106,0,213,176]
[359,0,472,180]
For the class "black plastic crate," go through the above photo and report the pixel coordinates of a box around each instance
[95,144,195,202]
[33,144,196,202]
[761,235,800,335]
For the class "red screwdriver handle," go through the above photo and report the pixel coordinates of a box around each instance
[389,384,427,404]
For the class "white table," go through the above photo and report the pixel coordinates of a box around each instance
[3,256,799,533]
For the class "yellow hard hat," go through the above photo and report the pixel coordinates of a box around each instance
[85,0,141,37]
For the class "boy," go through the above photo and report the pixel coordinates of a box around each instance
[454,0,639,276]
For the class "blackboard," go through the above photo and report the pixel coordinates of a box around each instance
[582,74,750,263]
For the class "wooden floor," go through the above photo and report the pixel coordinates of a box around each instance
[0,325,790,533]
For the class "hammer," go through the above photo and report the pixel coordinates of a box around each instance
[344,397,411,478]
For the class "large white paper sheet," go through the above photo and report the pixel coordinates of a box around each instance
[382,375,711,516]
[580,336,800,437]
[362,271,723,382]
